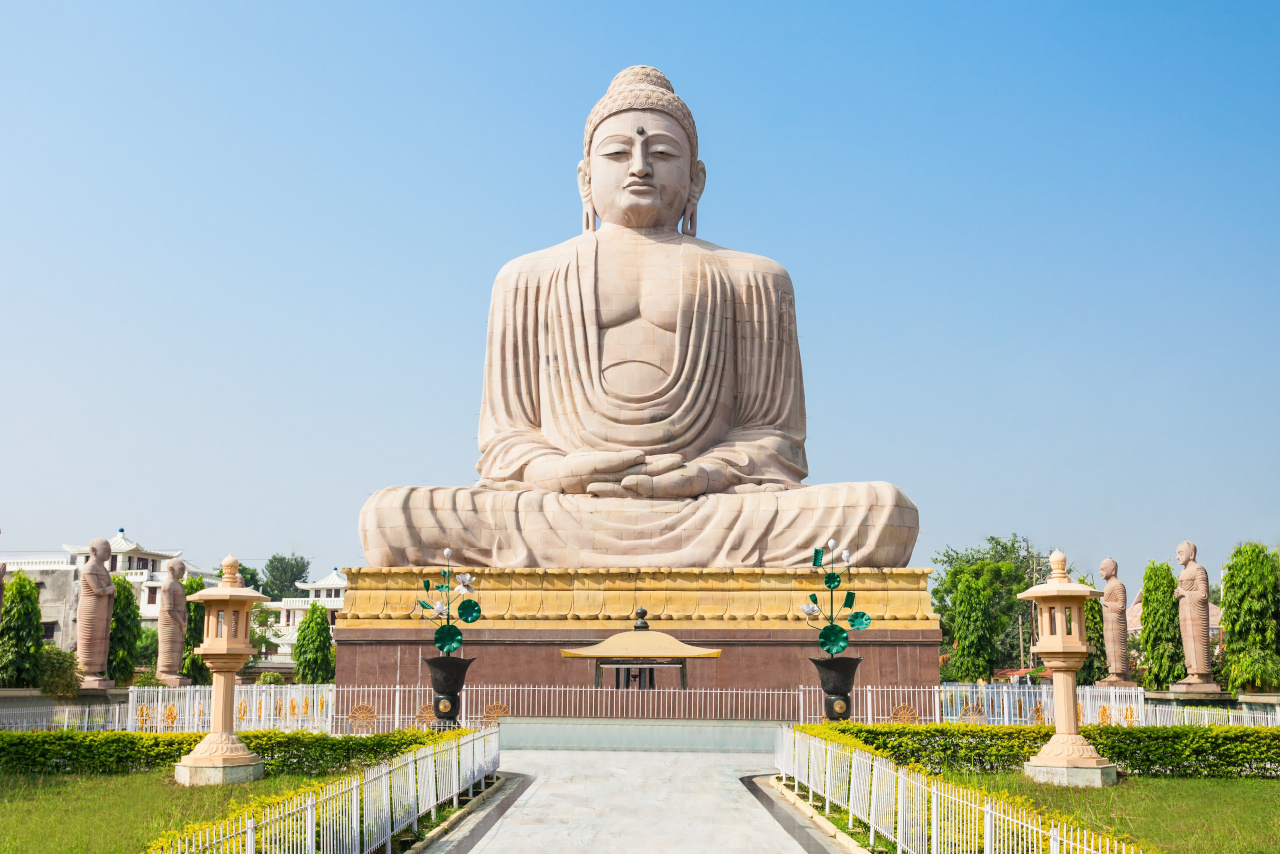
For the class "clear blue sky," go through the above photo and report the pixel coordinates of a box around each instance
[2,3,1276,587]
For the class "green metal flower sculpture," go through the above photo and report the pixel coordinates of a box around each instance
[416,548,482,656]
[802,540,871,656]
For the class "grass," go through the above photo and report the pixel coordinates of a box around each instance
[781,777,898,854]
[0,770,336,854]
[943,772,1280,854]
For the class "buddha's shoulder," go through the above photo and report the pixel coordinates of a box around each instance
[684,237,792,282]
[493,235,592,283]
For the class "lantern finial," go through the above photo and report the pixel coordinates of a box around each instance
[1049,549,1068,581]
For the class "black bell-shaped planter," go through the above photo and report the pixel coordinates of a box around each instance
[424,656,474,727]
[810,656,862,721]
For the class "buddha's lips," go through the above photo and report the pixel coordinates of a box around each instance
[624,182,656,191]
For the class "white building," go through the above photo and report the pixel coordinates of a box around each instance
[262,569,345,664]
[3,529,216,648]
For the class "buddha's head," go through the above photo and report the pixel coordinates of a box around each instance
[1177,541,1197,566]
[168,559,186,582]
[1100,557,1117,581]
[579,66,707,234]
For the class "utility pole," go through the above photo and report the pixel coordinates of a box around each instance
[1023,538,1038,669]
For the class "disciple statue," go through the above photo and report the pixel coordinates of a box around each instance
[359,66,919,569]
[156,559,191,686]
[1172,541,1219,690]
[76,538,116,688]
[1097,557,1134,686]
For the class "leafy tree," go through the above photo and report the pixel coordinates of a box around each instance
[0,571,44,688]
[1219,543,1280,692]
[38,643,81,699]
[944,575,997,681]
[262,553,311,601]
[106,576,143,685]
[293,602,334,684]
[932,535,1032,670]
[256,671,285,685]
[1139,560,1186,690]
[180,575,211,686]
[132,668,164,688]
[245,604,281,671]
[136,627,159,667]
[1077,576,1109,685]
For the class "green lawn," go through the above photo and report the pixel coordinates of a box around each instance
[0,770,334,854]
[944,772,1280,854]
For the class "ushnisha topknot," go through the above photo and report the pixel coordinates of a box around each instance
[583,65,698,167]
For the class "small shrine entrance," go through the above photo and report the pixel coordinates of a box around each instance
[560,607,721,690]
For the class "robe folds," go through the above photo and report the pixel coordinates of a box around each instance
[360,233,919,569]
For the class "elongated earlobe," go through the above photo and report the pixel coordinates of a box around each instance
[681,201,698,237]
[576,160,595,233]
[682,160,707,237]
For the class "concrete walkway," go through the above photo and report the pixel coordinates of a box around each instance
[429,750,830,854]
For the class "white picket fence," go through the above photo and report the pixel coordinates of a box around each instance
[777,726,1142,854]
[0,703,128,732]
[148,726,500,854]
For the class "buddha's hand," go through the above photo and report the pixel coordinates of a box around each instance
[526,450,681,495]
[620,460,731,499]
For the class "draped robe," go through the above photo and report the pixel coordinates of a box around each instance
[359,233,918,568]
[1100,577,1129,679]
[1177,562,1212,677]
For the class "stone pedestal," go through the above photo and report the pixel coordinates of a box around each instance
[1169,675,1222,694]
[159,675,192,688]
[79,676,116,690]
[1096,674,1138,688]
[1023,762,1118,788]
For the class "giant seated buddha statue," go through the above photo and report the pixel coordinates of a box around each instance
[359,66,919,570]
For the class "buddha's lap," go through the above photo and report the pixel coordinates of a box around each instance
[360,481,921,560]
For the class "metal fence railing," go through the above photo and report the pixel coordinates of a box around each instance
[2,682,1273,733]
[0,703,128,732]
[146,726,500,854]
[778,725,1142,854]
[796,683,1150,726]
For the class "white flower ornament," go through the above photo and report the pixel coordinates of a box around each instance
[454,573,476,595]
[800,602,821,618]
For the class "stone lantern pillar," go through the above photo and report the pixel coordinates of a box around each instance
[174,555,269,786]
[1017,550,1118,788]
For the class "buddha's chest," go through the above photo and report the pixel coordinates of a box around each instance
[593,241,695,395]
[595,242,688,330]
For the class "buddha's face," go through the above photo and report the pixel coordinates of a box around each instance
[586,110,698,230]
[1100,560,1116,581]
[1177,542,1194,565]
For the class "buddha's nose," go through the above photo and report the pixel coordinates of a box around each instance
[629,145,651,178]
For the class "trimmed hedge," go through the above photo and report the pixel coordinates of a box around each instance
[803,722,1280,778]
[0,728,460,776]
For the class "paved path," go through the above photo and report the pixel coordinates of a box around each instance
[431,750,829,854]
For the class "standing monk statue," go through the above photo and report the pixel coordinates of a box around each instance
[359,66,919,569]
[77,538,116,689]
[1172,541,1220,692]
[1097,557,1135,686]
[156,559,191,686]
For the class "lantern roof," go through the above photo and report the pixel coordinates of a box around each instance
[187,554,269,606]
[1017,550,1103,604]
